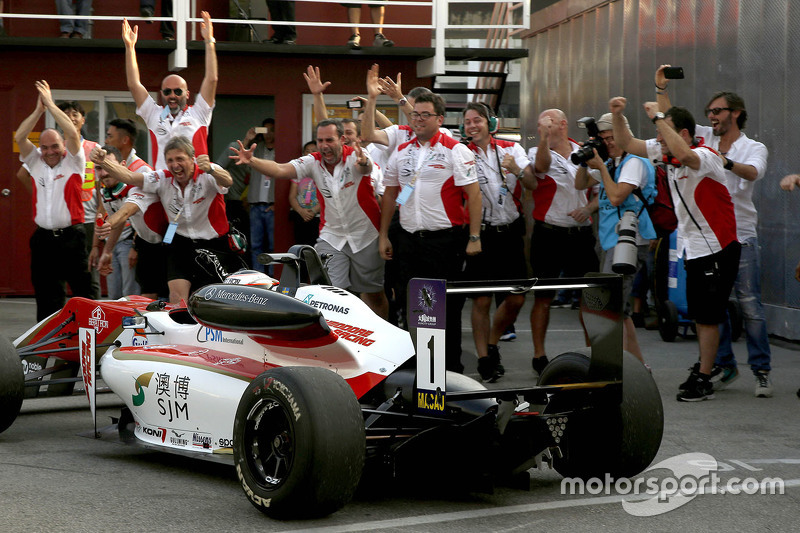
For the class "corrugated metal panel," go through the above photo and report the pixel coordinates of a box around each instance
[521,0,800,339]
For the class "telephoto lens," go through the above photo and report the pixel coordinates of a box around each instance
[612,211,639,274]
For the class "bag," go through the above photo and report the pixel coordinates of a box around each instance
[634,163,677,233]
[648,164,678,233]
[227,226,248,255]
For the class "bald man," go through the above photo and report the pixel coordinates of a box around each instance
[15,81,92,320]
[122,11,218,170]
[526,108,599,376]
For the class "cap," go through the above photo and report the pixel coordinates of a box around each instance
[596,112,629,132]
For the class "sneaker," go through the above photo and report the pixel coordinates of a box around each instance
[677,375,714,402]
[140,6,155,18]
[710,365,739,391]
[532,355,549,375]
[755,371,773,398]
[631,312,645,328]
[549,298,569,309]
[477,356,501,383]
[499,327,516,342]
[373,32,394,47]
[347,34,361,50]
[487,344,504,376]
[678,363,701,391]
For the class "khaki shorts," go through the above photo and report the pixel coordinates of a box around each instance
[315,238,385,293]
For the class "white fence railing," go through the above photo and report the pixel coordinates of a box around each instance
[1,0,529,74]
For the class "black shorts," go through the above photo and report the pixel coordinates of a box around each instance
[166,233,244,292]
[530,220,598,298]
[135,236,168,297]
[464,217,527,297]
[685,241,741,325]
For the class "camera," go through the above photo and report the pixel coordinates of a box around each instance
[254,127,268,134]
[663,66,684,79]
[612,211,639,275]
[346,100,363,109]
[570,117,609,166]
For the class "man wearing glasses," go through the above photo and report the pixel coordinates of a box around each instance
[379,91,482,374]
[655,65,772,398]
[122,11,217,171]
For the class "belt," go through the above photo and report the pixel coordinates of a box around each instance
[37,224,81,237]
[409,227,460,239]
[481,222,513,232]
[535,220,592,234]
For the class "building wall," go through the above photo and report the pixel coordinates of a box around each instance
[521,0,800,340]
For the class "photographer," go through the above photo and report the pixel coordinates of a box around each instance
[574,113,656,364]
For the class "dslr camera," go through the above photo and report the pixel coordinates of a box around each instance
[570,117,609,166]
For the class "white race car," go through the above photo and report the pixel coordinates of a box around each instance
[1,245,663,519]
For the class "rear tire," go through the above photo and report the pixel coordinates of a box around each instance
[538,350,663,480]
[233,367,365,519]
[0,336,24,434]
[658,300,678,342]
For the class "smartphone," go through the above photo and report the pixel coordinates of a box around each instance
[254,127,268,134]
[663,67,685,79]
[346,100,363,109]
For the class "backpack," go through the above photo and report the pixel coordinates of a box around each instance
[634,163,677,233]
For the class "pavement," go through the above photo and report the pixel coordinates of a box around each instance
[1,295,800,532]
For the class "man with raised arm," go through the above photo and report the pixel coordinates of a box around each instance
[122,11,217,171]
[230,119,389,319]
[92,136,234,304]
[16,81,92,320]
[655,65,773,398]
[610,96,740,402]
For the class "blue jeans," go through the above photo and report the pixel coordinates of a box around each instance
[249,204,274,274]
[56,0,91,34]
[715,237,771,374]
[108,238,141,299]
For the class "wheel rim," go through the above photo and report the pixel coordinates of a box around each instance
[243,398,294,490]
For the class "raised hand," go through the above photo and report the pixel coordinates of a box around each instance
[122,18,138,47]
[90,145,108,165]
[609,96,627,114]
[35,80,55,109]
[366,63,382,98]
[196,154,212,173]
[200,11,214,42]
[303,65,331,95]
[378,72,403,101]
[230,140,256,165]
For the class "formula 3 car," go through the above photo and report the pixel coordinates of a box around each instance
[1,245,663,519]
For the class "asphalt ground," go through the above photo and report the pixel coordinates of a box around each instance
[1,295,800,532]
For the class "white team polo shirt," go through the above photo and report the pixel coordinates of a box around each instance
[527,141,592,228]
[468,138,529,225]
[289,144,380,253]
[140,165,229,240]
[646,139,737,260]
[384,130,477,233]
[137,93,213,171]
[125,188,168,244]
[696,125,767,241]
[23,146,86,230]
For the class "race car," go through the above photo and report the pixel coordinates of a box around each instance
[0,245,663,519]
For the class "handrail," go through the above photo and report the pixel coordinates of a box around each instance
[1,0,529,73]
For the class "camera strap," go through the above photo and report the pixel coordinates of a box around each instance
[669,174,716,256]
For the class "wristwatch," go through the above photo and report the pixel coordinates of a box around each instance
[209,163,222,174]
[517,169,525,181]
[468,234,481,242]
[652,112,665,124]
[398,98,408,107]
[723,158,735,170]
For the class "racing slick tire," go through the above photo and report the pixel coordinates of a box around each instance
[233,367,365,519]
[0,335,24,434]
[538,350,663,480]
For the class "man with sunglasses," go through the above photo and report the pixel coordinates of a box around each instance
[655,65,772,398]
[122,11,217,171]
[379,92,482,374]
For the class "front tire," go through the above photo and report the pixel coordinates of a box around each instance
[538,350,663,480]
[0,336,24,434]
[233,367,365,519]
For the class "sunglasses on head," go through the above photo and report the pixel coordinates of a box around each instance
[162,88,184,96]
